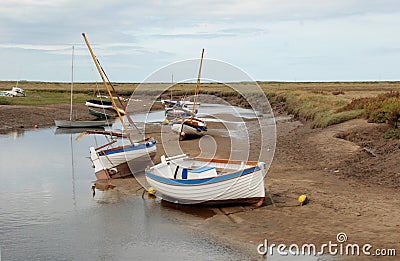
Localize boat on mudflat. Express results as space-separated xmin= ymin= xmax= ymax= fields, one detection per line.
xmin=170 ymin=117 xmax=207 ymax=140
xmin=145 ymin=154 xmax=266 ymax=206
xmin=88 ymin=107 xmax=118 ymax=120
xmin=90 ymin=137 xmax=157 ymax=180
xmin=81 ymin=32 xmax=157 ymax=180
xmin=170 ymin=48 xmax=207 ymax=140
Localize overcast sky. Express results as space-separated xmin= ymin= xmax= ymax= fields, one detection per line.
xmin=0 ymin=0 xmax=399 ymax=82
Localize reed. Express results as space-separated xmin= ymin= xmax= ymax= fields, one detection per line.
xmin=1 ymin=81 xmax=400 ymax=128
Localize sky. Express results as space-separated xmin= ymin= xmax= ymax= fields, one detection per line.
xmin=0 ymin=0 xmax=400 ymax=82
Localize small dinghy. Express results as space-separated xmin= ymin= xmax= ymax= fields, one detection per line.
xmin=145 ymin=154 xmax=266 ymax=206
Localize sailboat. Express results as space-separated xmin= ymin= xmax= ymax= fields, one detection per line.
xmin=81 ymin=33 xmax=157 ymax=180
xmin=171 ymin=48 xmax=207 ymax=140
xmin=84 ymin=64 xmax=126 ymax=120
xmin=54 ymin=46 xmax=111 ymax=128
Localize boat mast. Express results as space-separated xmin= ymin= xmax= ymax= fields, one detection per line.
xmin=69 ymin=45 xmax=74 ymax=121
xmin=81 ymin=33 xmax=130 ymax=137
xmin=192 ymin=48 xmax=204 ymax=113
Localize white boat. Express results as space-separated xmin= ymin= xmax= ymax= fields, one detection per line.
xmin=171 ymin=117 xmax=207 ymax=140
xmin=82 ymin=32 xmax=157 ymax=180
xmin=170 ymin=49 xmax=207 ymax=140
xmin=85 ymin=100 xmax=126 ymax=115
xmin=90 ymin=138 xmax=157 ymax=180
xmin=85 ymin=99 xmax=113 ymax=109
xmin=165 ymin=107 xmax=195 ymax=120
xmin=145 ymin=154 xmax=266 ymax=206
xmin=55 ymin=119 xmax=111 ymax=128
xmin=0 ymin=85 xmax=26 ymax=97
xmin=55 ymin=46 xmax=112 ymax=128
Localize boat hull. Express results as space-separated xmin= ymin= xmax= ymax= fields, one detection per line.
xmin=95 ymin=154 xmax=155 ymax=180
xmin=91 ymin=141 xmax=157 ymax=180
xmin=85 ymin=99 xmax=113 ymax=109
xmin=145 ymin=156 xmax=266 ymax=205
xmin=171 ymin=118 xmax=207 ymax=140
xmin=54 ymin=119 xmax=111 ymax=128
xmin=88 ymin=107 xmax=118 ymax=119
xmin=85 ymin=100 xmax=125 ymax=115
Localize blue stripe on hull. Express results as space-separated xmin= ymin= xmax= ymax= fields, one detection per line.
xmin=103 ymin=142 xmax=156 ymax=156
xmin=145 ymin=166 xmax=259 ymax=186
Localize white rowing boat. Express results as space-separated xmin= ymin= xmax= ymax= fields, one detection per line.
xmin=145 ymin=154 xmax=266 ymax=206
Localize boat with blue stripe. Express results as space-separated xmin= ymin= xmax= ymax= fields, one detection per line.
xmin=145 ymin=154 xmax=266 ymax=206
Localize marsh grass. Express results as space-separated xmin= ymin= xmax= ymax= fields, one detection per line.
xmin=1 ymin=81 xmax=400 ymax=128
xmin=0 ymin=91 xmax=92 ymax=106
xmin=383 ymin=128 xmax=400 ymax=139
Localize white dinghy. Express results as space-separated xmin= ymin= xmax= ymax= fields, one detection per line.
xmin=145 ymin=154 xmax=266 ymax=206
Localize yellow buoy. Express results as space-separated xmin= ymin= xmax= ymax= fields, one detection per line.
xmin=298 ymin=194 xmax=308 ymax=206
xmin=148 ymin=187 xmax=156 ymax=195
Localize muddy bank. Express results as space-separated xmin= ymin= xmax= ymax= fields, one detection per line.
xmin=0 ymin=104 xmax=97 ymax=133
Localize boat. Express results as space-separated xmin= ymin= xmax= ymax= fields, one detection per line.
xmin=54 ymin=127 xmax=105 ymax=135
xmin=54 ymin=46 xmax=112 ymax=128
xmin=161 ymin=99 xmax=200 ymax=108
xmin=85 ymin=99 xmax=113 ymax=109
xmin=81 ymin=32 xmax=157 ymax=180
xmin=170 ymin=117 xmax=207 ymax=140
xmin=165 ymin=107 xmax=195 ymax=121
xmin=171 ymin=49 xmax=207 ymax=140
xmin=55 ymin=119 xmax=111 ymax=128
xmin=145 ymin=154 xmax=266 ymax=206
xmin=85 ymin=99 xmax=125 ymax=116
xmin=88 ymin=107 xmax=118 ymax=120
xmin=0 ymin=82 xmax=26 ymax=97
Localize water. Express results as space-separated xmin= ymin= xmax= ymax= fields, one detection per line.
xmin=0 ymin=128 xmax=249 ymax=260
xmin=129 ymin=103 xmax=264 ymax=124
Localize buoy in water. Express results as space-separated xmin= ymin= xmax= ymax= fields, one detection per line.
xmin=34 ymin=124 xmax=38 ymax=129
xmin=298 ymin=194 xmax=308 ymax=206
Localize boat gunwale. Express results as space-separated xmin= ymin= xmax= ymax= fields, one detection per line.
xmin=98 ymin=139 xmax=156 ymax=156
xmin=145 ymin=165 xmax=261 ymax=186
xmin=193 ymin=157 xmax=259 ymax=166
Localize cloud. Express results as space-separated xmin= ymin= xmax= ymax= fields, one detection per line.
xmin=0 ymin=0 xmax=399 ymax=81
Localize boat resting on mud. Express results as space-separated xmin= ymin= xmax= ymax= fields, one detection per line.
xmin=171 ymin=117 xmax=208 ymax=140
xmin=90 ymin=136 xmax=157 ymax=180
xmin=145 ymin=154 xmax=266 ymax=206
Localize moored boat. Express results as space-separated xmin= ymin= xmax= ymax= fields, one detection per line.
xmin=91 ymin=137 xmax=157 ymax=180
xmin=165 ymin=107 xmax=195 ymax=121
xmin=170 ymin=117 xmax=207 ymax=140
xmin=55 ymin=119 xmax=111 ymax=128
xmin=88 ymin=107 xmax=118 ymax=120
xmin=145 ymin=154 xmax=266 ymax=206
xmin=82 ymin=32 xmax=157 ymax=180
xmin=55 ymin=46 xmax=112 ymax=129
xmin=170 ymin=48 xmax=207 ymax=139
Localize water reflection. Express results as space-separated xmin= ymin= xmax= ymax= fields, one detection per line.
xmin=92 ymin=182 xmax=120 ymax=203
xmin=0 ymin=127 xmax=250 ymax=260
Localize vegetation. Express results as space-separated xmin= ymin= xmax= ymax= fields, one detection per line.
xmin=1 ymin=81 xmax=400 ymax=130
xmin=339 ymin=91 xmax=400 ymax=128
xmin=0 ymin=91 xmax=92 ymax=106
xmin=383 ymin=128 xmax=400 ymax=140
